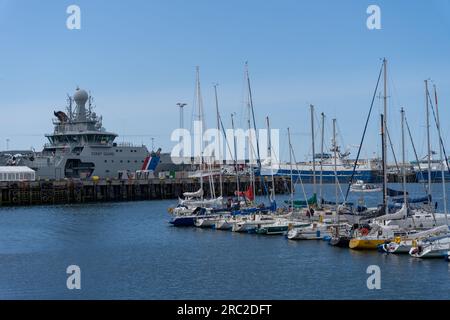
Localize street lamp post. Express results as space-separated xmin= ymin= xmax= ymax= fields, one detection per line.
xmin=176 ymin=103 xmax=187 ymax=130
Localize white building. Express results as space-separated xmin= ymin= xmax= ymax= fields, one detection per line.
xmin=0 ymin=166 xmax=36 ymax=182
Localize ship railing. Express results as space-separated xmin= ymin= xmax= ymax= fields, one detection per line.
xmin=115 ymin=142 xmax=145 ymax=147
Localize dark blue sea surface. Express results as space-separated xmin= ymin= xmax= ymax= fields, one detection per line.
xmin=0 ymin=183 xmax=449 ymax=299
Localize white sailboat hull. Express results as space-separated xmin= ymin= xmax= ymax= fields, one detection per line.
xmin=287 ymin=225 xmax=331 ymax=240
xmin=215 ymin=219 xmax=233 ymax=230
xmin=409 ymin=236 xmax=450 ymax=259
xmin=194 ymin=216 xmax=220 ymax=228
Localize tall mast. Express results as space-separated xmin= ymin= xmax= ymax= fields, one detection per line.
xmin=425 ymin=80 xmax=432 ymax=208
xmin=214 ymin=84 xmax=223 ymax=198
xmin=231 ymin=113 xmax=240 ymax=197
xmin=288 ymin=127 xmax=294 ymax=211
xmin=266 ymin=116 xmax=275 ymax=201
xmin=401 ymin=107 xmax=407 ymax=205
xmin=320 ymin=112 xmax=325 ymax=205
xmin=433 ymin=84 xmax=448 ymax=223
xmin=333 ymin=118 xmax=338 ymax=212
xmin=195 ymin=66 xmax=204 ymax=200
xmin=381 ymin=114 xmax=386 ymax=210
xmin=248 ymin=118 xmax=256 ymax=201
xmin=310 ymin=105 xmax=316 ymax=195
xmin=245 ymin=63 xmax=268 ymax=201
xmin=382 ymin=58 xmax=388 ymax=215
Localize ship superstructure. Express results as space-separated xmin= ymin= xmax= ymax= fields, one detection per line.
xmin=2 ymin=88 xmax=157 ymax=180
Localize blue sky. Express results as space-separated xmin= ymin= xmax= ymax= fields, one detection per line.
xmin=0 ymin=0 xmax=449 ymax=162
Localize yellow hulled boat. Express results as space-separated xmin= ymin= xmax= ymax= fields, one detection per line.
xmin=349 ymin=224 xmax=398 ymax=250
xmin=349 ymin=238 xmax=388 ymax=250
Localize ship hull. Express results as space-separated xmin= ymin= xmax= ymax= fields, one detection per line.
xmin=416 ymin=170 xmax=450 ymax=183
xmin=349 ymin=239 xmax=389 ymax=250
xmin=19 ymin=145 xmax=152 ymax=180
xmin=260 ymin=168 xmax=378 ymax=184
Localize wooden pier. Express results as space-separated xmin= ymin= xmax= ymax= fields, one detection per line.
xmin=0 ymin=176 xmax=290 ymax=207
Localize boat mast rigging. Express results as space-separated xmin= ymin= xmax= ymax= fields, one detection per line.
xmin=266 ymin=116 xmax=276 ymax=202
xmin=333 ymin=118 xmax=338 ymax=212
xmin=382 ymin=58 xmax=388 ymax=216
xmin=245 ymin=62 xmax=269 ymax=200
xmin=320 ymin=112 xmax=325 ymax=206
xmin=344 ymin=60 xmax=383 ymax=203
xmin=213 ymin=84 xmax=223 ymax=198
xmin=431 ymin=84 xmax=448 ymax=224
xmin=310 ymin=104 xmax=316 ymax=196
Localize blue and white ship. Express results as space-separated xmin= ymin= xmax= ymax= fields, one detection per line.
xmin=412 ymin=158 xmax=450 ymax=183
xmin=260 ymin=145 xmax=381 ymax=183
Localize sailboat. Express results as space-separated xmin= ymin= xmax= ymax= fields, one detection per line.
xmin=348 ymin=143 xmax=408 ymax=250
xmin=169 ymin=207 xmax=213 ymax=227
xmin=255 ymin=217 xmax=309 ymax=235
xmin=388 ymin=82 xmax=450 ymax=229
xmin=408 ymin=80 xmax=450 ymax=259
xmin=409 ymin=234 xmax=450 ymax=259
xmin=171 ymin=67 xmax=225 ymax=217
xmin=178 ymin=189 xmax=224 ymax=209
xmin=328 ymin=117 xmax=355 ymax=247
xmin=289 ymin=117 xmax=345 ymax=241
xmin=287 ymin=220 xmax=335 ymax=240
xmin=349 ymin=223 xmax=402 ymax=250
xmin=347 ymin=59 xmax=407 ymax=250
xmin=231 ymin=214 xmax=276 ymax=233
xmin=381 ymin=225 xmax=448 ymax=254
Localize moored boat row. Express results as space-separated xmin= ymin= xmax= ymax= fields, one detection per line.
xmin=167 ymin=59 xmax=450 ymax=263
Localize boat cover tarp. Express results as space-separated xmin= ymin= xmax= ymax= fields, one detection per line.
xmin=183 ymin=188 xmax=204 ymax=198
xmin=235 ymin=186 xmax=255 ymax=201
xmin=408 ymin=225 xmax=449 ymax=240
xmin=374 ymin=203 xmax=407 ymax=221
xmin=392 ymin=195 xmax=430 ymax=204
xmin=323 ymin=200 xmax=354 ymax=206
xmin=387 ymin=188 xmax=408 ymax=197
xmin=284 ymin=194 xmax=317 ymax=207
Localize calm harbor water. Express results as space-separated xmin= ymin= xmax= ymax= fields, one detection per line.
xmin=0 ymin=183 xmax=449 ymax=300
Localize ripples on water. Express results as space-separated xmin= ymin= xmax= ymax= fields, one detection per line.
xmin=0 ymin=184 xmax=449 ymax=299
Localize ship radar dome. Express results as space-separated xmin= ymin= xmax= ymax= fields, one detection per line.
xmin=73 ymin=87 xmax=89 ymax=106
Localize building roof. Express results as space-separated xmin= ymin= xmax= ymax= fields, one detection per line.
xmin=0 ymin=166 xmax=35 ymax=173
